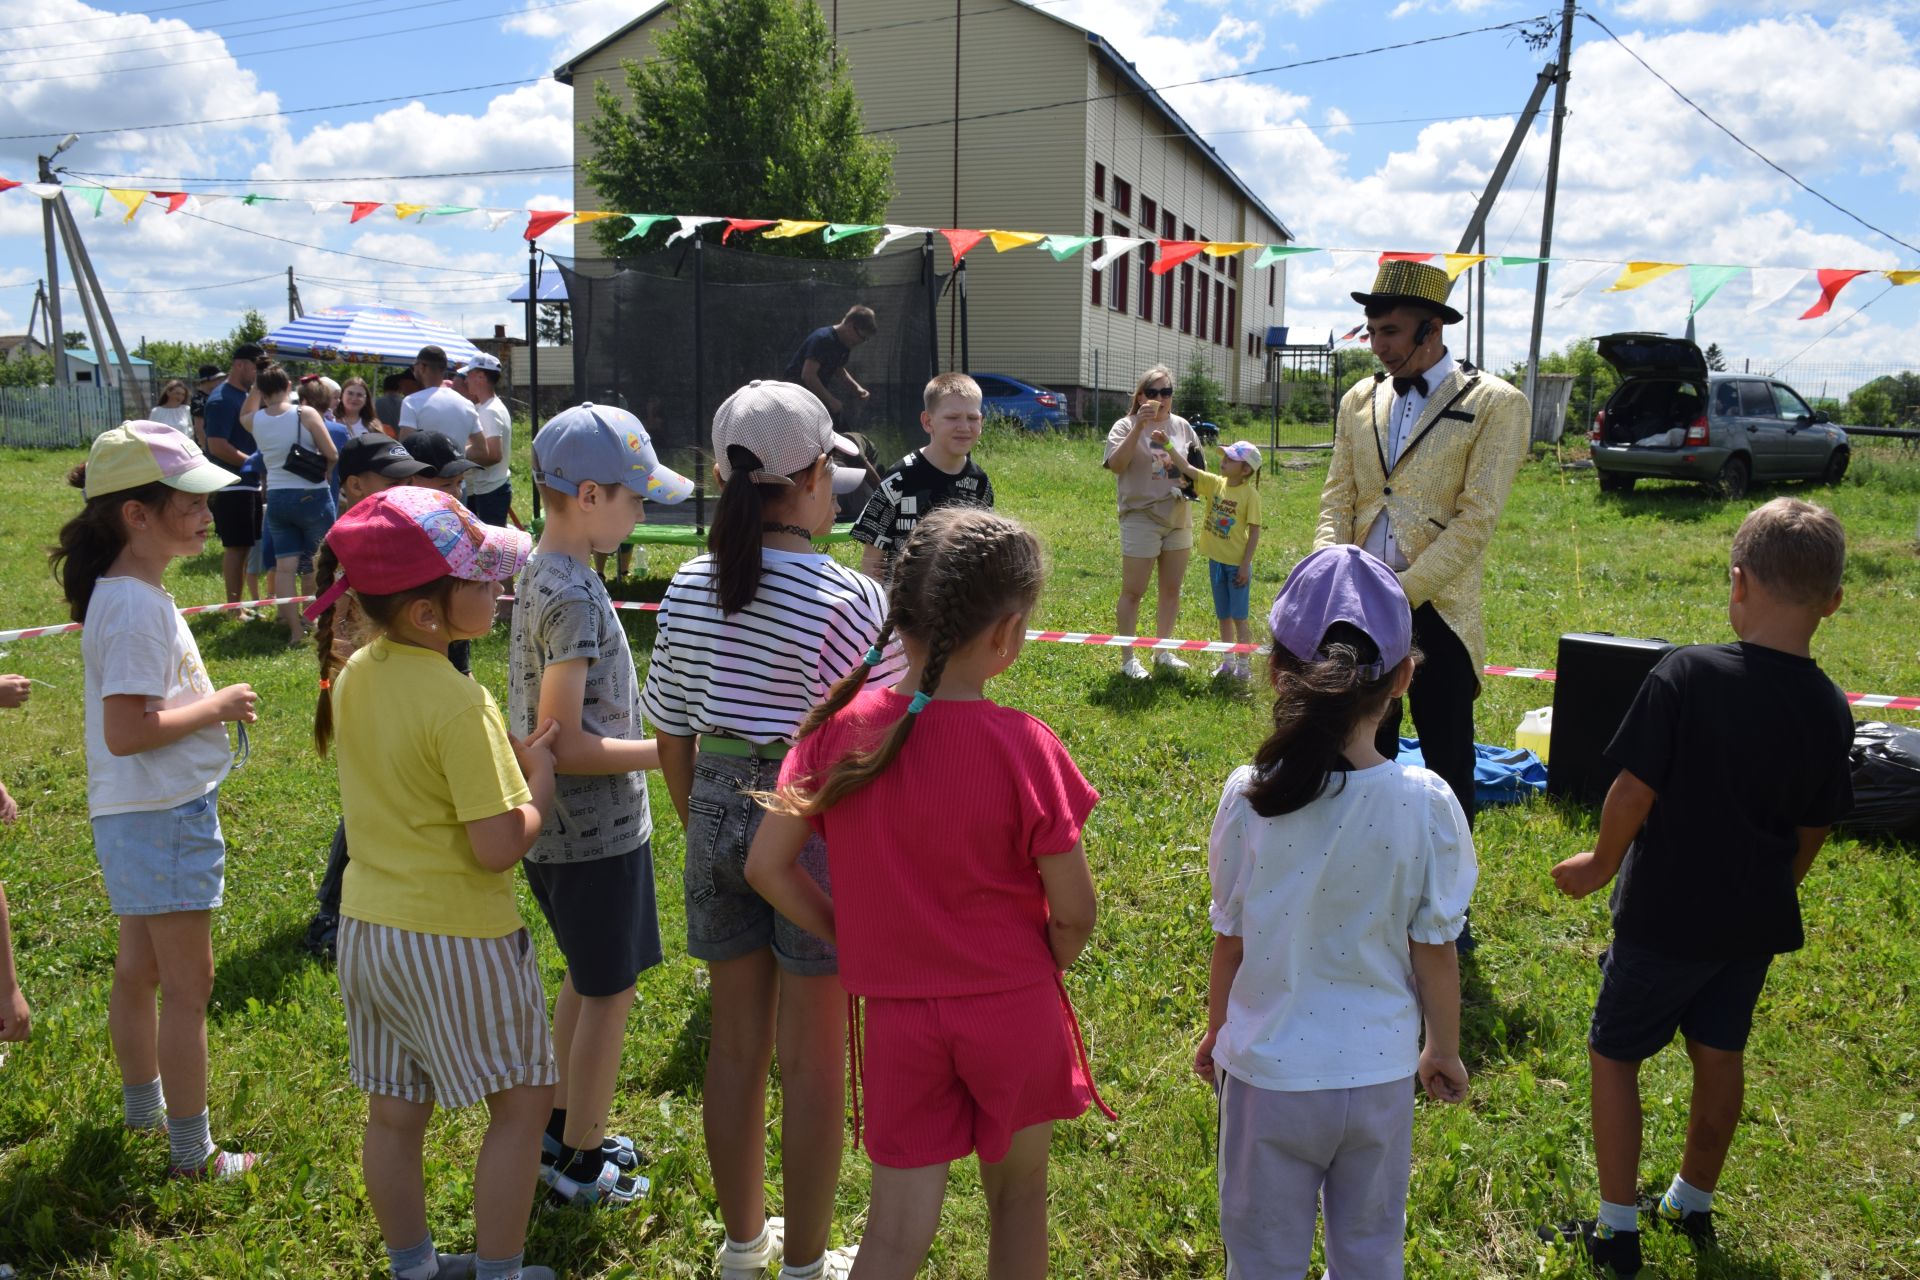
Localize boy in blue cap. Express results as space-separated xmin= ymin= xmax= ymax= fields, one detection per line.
xmin=507 ymin=403 xmax=692 ymax=1207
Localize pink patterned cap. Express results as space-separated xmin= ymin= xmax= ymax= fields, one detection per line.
xmin=305 ymin=486 xmax=530 ymax=620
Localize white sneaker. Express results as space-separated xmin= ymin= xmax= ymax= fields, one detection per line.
xmin=719 ymin=1218 xmax=785 ymax=1280
xmin=778 ymin=1244 xmax=859 ymax=1280
xmin=1154 ymin=651 xmax=1191 ymax=672
xmin=1120 ymin=654 xmax=1151 ymax=680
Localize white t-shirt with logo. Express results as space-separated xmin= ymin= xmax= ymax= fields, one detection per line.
xmin=82 ymin=577 xmax=233 ymax=817
xmin=465 ymin=395 xmax=512 ymax=496
xmin=398 ymin=385 xmax=480 ymax=441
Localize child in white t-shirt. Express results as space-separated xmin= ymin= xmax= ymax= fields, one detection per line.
xmin=1196 ymin=545 xmax=1476 ymax=1279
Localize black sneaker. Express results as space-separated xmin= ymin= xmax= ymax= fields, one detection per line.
xmin=302 ymin=912 xmax=338 ymax=960
xmin=1637 ymin=1192 xmax=1717 ymax=1245
xmin=1538 ymin=1219 xmax=1643 ymax=1277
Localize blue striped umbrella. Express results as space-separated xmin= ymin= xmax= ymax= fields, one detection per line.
xmin=260 ymin=304 xmax=484 ymax=366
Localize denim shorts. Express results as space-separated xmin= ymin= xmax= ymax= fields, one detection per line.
xmin=683 ymin=751 xmax=835 ymax=976
xmin=1209 ymin=558 xmax=1250 ymax=620
xmin=264 ymin=487 xmax=336 ymax=563
xmin=251 ymin=520 xmax=313 ymax=579
xmin=91 ymin=787 xmax=226 ymax=916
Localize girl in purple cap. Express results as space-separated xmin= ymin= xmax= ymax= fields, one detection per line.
xmin=1195 ymin=544 xmax=1477 ymax=1279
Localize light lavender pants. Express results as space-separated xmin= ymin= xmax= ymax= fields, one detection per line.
xmin=1217 ymin=1071 xmax=1416 ymax=1280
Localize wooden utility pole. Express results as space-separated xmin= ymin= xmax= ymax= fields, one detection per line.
xmin=1523 ymin=0 xmax=1578 ymax=410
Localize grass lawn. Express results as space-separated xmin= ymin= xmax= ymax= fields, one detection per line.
xmin=1 ymin=428 xmax=1917 ymax=1278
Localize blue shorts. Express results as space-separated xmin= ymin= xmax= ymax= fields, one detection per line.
xmin=91 ymin=787 xmax=226 ymax=916
xmin=1588 ymin=939 xmax=1774 ymax=1061
xmin=264 ymin=487 xmax=336 ymax=563
xmin=1209 ymin=558 xmax=1250 ymax=621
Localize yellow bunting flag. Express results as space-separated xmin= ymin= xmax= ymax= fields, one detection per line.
xmin=558 ymin=210 xmax=618 ymax=228
xmin=393 ymin=203 xmax=430 ymax=220
xmin=1203 ymin=242 xmax=1259 ymax=257
xmin=110 ymin=189 xmax=147 ymax=223
xmin=984 ymin=229 xmax=1044 ymax=252
xmin=1606 ymin=261 xmax=1684 ymax=292
xmin=1887 ymin=270 xmax=1920 ymax=286
xmin=763 ymin=219 xmax=829 ymax=239
xmin=1443 ymin=253 xmax=1489 ymax=281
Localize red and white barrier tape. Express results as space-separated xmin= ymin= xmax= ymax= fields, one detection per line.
xmin=6 ymin=596 xmax=1919 ymax=712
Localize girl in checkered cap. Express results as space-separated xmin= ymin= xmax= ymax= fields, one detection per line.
xmin=1196 ymin=545 xmax=1477 ymax=1279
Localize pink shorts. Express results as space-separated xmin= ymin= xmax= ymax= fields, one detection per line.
xmin=857 ymin=979 xmax=1096 ymax=1168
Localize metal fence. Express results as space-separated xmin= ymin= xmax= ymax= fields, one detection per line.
xmin=0 ymin=384 xmax=122 ymax=448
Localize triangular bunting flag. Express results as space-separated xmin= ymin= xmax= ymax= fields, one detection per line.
xmin=1443 ymin=253 xmax=1489 ymax=281
xmin=1339 ymin=322 xmax=1366 ymax=341
xmin=1687 ymin=264 xmax=1748 ymax=315
xmin=1744 ymin=267 xmax=1805 ymax=314
xmin=191 ymin=194 xmax=222 ymax=207
xmin=109 ymin=189 xmax=147 ymax=223
xmin=1151 ymin=240 xmax=1207 ymax=276
xmin=984 ymin=229 xmax=1044 ymax=252
xmin=822 ymin=222 xmax=882 ymax=243
xmin=24 ymin=183 xmax=62 ymax=199
xmin=306 ymin=199 xmax=336 ymax=215
xmin=1554 ymin=262 xmax=1614 ymax=304
xmin=67 ymin=185 xmax=106 ymax=216
xmin=1038 ymin=234 xmax=1095 ymax=261
xmin=424 ymin=205 xmax=475 ymax=219
xmin=1379 ymin=251 xmax=1434 ymax=264
xmin=1090 ymin=236 xmax=1147 ymax=271
xmin=872 ymin=224 xmax=931 ymax=255
xmin=0 ymin=179 xmax=17 ymax=194
xmin=940 ymin=228 xmax=987 ymax=262
xmin=348 ymin=202 xmax=382 ymax=224
xmin=562 ymin=211 xmax=620 ymax=227
xmin=485 ymin=210 xmax=517 ymax=232
xmin=667 ymin=216 xmax=721 ymax=245
xmin=1606 ymin=261 xmax=1684 ymax=292
xmin=1203 ymin=242 xmax=1259 ymax=258
xmin=393 ymin=203 xmax=430 ymax=221
xmin=1253 ymin=244 xmax=1317 ymax=270
xmin=1325 ymin=250 xmax=1369 ymax=275
xmin=1887 ymin=269 xmax=1920 ymax=286
xmin=241 ymin=194 xmax=285 ymax=205
xmin=1491 ymin=255 xmax=1548 ymax=275
xmin=722 ymin=218 xmax=775 ymax=242
xmin=765 ymin=220 xmax=830 ymax=240
xmin=525 ymin=209 xmax=571 ymax=241
xmin=1800 ymin=268 xmax=1869 ymax=320
xmin=620 ymin=213 xmax=672 ymax=240
xmin=152 ymin=192 xmax=190 ymax=214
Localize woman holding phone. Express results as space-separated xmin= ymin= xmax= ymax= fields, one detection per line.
xmin=1102 ymin=364 xmax=1201 ymax=679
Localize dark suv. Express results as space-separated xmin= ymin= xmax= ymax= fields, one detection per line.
xmin=1588 ymin=333 xmax=1850 ymax=497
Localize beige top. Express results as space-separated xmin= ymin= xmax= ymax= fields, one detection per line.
xmin=1105 ymin=411 xmax=1200 ymax=523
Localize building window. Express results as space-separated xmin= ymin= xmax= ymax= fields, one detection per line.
xmin=1163 ymin=209 xmax=1176 ymax=239
xmin=1213 ymin=280 xmax=1225 ymax=345
xmin=1196 ymin=270 xmax=1208 ymax=339
xmin=1094 ymin=163 xmax=1105 ymax=201
xmin=1161 ymin=260 xmax=1175 ymax=328
xmin=1225 ymin=286 xmax=1236 ymax=347
xmin=1090 ymin=211 xmax=1103 ymax=307
xmin=1109 ymin=222 xmax=1130 ymax=313
xmin=1182 ymin=222 xmax=1195 ymax=242
xmin=1180 ymin=264 xmax=1194 ymax=333
xmin=1114 ymin=178 xmax=1132 ymax=217
xmin=1139 ymin=253 xmax=1154 ymax=323
xmin=1141 ymin=197 xmax=1157 ymax=239
xmin=1268 ymin=267 xmax=1275 ymax=308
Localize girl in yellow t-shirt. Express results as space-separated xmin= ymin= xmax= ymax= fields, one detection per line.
xmin=1164 ymin=440 xmax=1264 ymax=680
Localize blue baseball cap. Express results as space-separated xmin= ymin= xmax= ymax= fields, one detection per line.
xmin=533 ymin=402 xmax=693 ymax=504
xmin=1267 ymin=545 xmax=1411 ymax=679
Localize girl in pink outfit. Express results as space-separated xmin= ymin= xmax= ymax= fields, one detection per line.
xmin=747 ymin=506 xmax=1112 ymax=1280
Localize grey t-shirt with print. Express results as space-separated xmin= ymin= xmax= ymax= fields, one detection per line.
xmin=508 ymin=551 xmax=652 ymax=863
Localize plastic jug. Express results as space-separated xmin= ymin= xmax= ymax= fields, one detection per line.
xmin=1515 ymin=706 xmax=1552 ymax=763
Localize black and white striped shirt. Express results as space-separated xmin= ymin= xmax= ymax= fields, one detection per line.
xmin=640 ymin=549 xmax=907 ymax=744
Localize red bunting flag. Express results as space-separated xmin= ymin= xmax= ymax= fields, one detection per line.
xmin=1340 ymin=322 xmax=1366 ymax=340
xmin=524 ymin=209 xmax=571 ymax=241
xmin=0 ymin=179 xmax=19 ymax=194
xmin=151 ymin=191 xmax=191 ymax=214
xmin=1379 ymin=251 xmax=1434 ymax=264
xmin=723 ymin=218 xmax=776 ymax=242
xmin=348 ymin=202 xmax=383 ymax=224
xmin=941 ymin=228 xmax=987 ymax=262
xmin=1150 ymin=240 xmax=1207 ymax=275
xmin=1799 ymin=268 xmax=1868 ymax=320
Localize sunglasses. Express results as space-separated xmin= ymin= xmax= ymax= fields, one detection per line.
xmin=1144 ymin=387 xmax=1173 ymax=398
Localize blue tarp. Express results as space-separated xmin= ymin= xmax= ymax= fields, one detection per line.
xmin=1394 ymin=738 xmax=1547 ymax=809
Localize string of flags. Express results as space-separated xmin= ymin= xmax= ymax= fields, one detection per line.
xmin=4 ymin=177 xmax=1916 ymax=321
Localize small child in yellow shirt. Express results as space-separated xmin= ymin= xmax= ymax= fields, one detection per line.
xmin=1165 ymin=440 xmax=1263 ymax=679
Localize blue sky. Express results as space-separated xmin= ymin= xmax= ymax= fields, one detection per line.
xmin=3 ymin=0 xmax=1917 ymax=381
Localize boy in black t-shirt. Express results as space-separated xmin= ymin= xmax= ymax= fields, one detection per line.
xmin=1540 ymin=498 xmax=1852 ymax=1276
xmin=852 ymin=372 xmax=995 ymax=581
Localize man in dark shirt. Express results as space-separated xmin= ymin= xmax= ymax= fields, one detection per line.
xmin=782 ymin=304 xmax=876 ymax=422
xmin=201 ymin=342 xmax=265 ymax=606
xmin=1541 ymin=498 xmax=1852 ymax=1276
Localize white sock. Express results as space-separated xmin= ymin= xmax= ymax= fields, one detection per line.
xmin=123 ymin=1077 xmax=166 ymax=1129
xmin=779 ymin=1258 xmax=824 ymax=1280
xmin=1597 ymin=1199 xmax=1639 ymax=1236
xmin=1662 ymin=1173 xmax=1714 ymax=1216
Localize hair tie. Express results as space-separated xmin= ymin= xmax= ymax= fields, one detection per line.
xmin=863 ymin=645 xmax=884 ymax=666
xmin=318 ymin=678 xmax=331 ymax=690
xmin=907 ymin=691 xmax=932 ymax=715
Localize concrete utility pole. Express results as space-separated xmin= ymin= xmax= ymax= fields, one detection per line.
xmin=54 ymin=194 xmax=149 ymax=413
xmin=38 ymin=144 xmax=73 ymax=386
xmin=1523 ymin=0 xmax=1578 ymax=410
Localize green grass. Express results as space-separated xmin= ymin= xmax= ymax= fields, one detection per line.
xmin=2 ymin=431 xmax=1918 ymax=1278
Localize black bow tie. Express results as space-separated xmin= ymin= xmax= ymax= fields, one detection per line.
xmin=1392 ymin=373 xmax=1428 ymax=398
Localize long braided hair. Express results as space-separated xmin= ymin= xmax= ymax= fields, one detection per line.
xmin=771 ymin=506 xmax=1044 ymax=816
xmin=311 ymin=540 xmax=456 ymax=755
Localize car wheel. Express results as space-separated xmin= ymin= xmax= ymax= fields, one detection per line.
xmin=1711 ymin=455 xmax=1750 ymax=499
xmin=1822 ymin=448 xmax=1850 ymax=485
xmin=1598 ymin=472 xmax=1636 ymax=493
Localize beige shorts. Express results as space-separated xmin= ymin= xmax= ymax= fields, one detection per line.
xmin=338 ymin=917 xmax=557 ymax=1107
xmin=1119 ymin=507 xmax=1193 ymax=559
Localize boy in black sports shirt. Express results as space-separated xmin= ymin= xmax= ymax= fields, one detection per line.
xmin=1541 ymin=497 xmax=1853 ymax=1277
xmin=852 ymin=372 xmax=995 ymax=582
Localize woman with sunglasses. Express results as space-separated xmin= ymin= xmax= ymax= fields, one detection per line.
xmin=1102 ymin=364 xmax=1202 ymax=679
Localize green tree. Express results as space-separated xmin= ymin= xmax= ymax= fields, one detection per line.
xmin=1703 ymin=342 xmax=1727 ymax=371
xmin=537 ymin=304 xmax=572 ymax=345
xmin=1503 ymin=337 xmax=1620 ymax=435
xmin=1177 ymin=353 xmax=1227 ymax=426
xmin=582 ymin=0 xmax=894 ymax=260
xmin=0 ymin=353 xmax=54 ymax=387
xmin=62 ymin=330 xmax=85 ymax=350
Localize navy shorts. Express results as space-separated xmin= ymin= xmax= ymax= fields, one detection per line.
xmin=1588 ymin=939 xmax=1773 ymax=1062
xmin=525 ymin=841 xmax=663 ymax=998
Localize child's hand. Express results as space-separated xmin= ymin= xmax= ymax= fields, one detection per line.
xmin=1418 ymin=1046 xmax=1468 ymax=1103
xmin=0 ymin=779 xmax=16 ymax=825
xmin=1234 ymin=565 xmax=1249 ymax=588
xmin=0 ymin=675 xmax=30 ymax=708
xmin=0 ymin=982 xmax=28 ymax=1042
xmin=512 ymin=719 xmax=561 ymax=781
xmin=211 ymin=683 xmax=258 ymax=724
xmin=1149 ymin=428 xmax=1169 ymax=447
xmin=1193 ymin=1028 xmax=1219 ymax=1083
xmin=1551 ymin=850 xmax=1612 ymax=899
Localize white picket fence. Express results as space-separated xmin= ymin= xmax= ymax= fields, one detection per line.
xmin=0 ymin=385 xmax=122 ymax=448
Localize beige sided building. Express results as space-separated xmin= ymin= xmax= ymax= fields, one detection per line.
xmin=556 ymin=0 xmax=1292 ymax=413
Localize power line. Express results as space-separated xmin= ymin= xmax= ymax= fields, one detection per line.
xmin=1581 ymin=12 xmax=1920 ymax=259
xmin=5 ymin=0 xmax=421 ymax=58
xmin=174 ymin=208 xmax=511 ymax=274
xmin=1767 ymin=284 xmax=1897 ymax=375
xmin=0 ymin=0 xmax=236 ymax=32
xmin=49 ymin=272 xmax=287 ymax=296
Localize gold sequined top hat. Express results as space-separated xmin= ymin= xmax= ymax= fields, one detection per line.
xmin=1351 ymin=260 xmax=1463 ymax=325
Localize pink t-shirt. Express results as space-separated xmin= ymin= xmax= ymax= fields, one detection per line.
xmin=780 ymin=687 xmax=1100 ymax=999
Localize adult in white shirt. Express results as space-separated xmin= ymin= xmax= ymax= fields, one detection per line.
xmin=396 ymin=344 xmax=480 ymax=444
xmin=148 ymin=380 xmax=200 ymax=446
xmin=455 ymin=352 xmax=513 ymax=525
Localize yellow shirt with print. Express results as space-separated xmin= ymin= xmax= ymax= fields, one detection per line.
xmin=1191 ymin=470 xmax=1262 ymax=568
xmin=335 ymin=636 xmax=531 ymax=938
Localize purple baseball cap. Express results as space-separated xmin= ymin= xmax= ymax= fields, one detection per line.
xmin=1267 ymin=545 xmax=1411 ymax=678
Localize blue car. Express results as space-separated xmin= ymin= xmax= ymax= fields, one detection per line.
xmin=972 ymin=372 xmax=1068 ymax=430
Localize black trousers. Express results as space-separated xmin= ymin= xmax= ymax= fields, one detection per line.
xmin=1376 ymin=603 xmax=1479 ymax=827
xmin=316 ymin=818 xmax=348 ymax=916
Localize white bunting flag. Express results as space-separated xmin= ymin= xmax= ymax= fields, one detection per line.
xmin=666 ymin=215 xmax=722 ymax=245
xmin=1090 ymin=236 xmax=1147 ymax=271
xmin=872 ymin=224 xmax=931 ymax=256
xmin=1745 ymin=267 xmax=1808 ymax=315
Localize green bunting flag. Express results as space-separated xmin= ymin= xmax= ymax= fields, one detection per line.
xmin=1253 ymin=244 xmax=1318 ymax=270
xmin=1687 ymin=264 xmax=1748 ymax=314
xmin=822 ymin=222 xmax=883 ymax=243
xmin=620 ymin=213 xmax=672 ymax=241
xmin=69 ymin=185 xmax=106 ymax=217
xmin=1038 ymin=234 xmax=1095 ymax=261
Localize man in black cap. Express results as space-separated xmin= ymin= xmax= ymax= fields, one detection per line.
xmin=1315 ymin=261 xmax=1530 ymax=873
xmin=190 ymin=364 xmax=222 ymax=448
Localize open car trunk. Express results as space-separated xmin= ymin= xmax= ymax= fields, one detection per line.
xmin=1599 ymin=377 xmax=1706 ymax=448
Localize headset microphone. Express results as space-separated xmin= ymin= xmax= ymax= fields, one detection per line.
xmin=1412 ymin=317 xmax=1433 ymax=348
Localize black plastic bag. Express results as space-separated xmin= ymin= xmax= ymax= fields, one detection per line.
xmin=1844 ymin=721 xmax=1920 ymax=840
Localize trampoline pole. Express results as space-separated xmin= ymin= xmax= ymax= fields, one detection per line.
xmin=957 ymin=257 xmax=970 ymax=374
xmin=922 ymin=233 xmax=939 ymax=379
xmin=527 ymin=240 xmax=541 ymax=524
xmin=694 ymin=234 xmax=706 ymax=536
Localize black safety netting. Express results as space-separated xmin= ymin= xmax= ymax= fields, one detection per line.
xmin=553 ymin=242 xmax=946 ymax=522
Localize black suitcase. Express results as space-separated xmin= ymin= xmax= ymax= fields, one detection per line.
xmin=1546 ymin=632 xmax=1676 ymax=807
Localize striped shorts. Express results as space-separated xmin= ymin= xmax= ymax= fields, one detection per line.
xmin=337 ymin=917 xmax=557 ymax=1108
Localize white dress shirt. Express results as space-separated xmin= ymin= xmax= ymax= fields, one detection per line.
xmin=1363 ymin=348 xmax=1456 ymax=571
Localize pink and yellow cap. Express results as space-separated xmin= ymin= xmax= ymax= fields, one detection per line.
xmin=83 ymin=420 xmax=240 ymax=500
xmin=304 ymin=486 xmax=532 ymax=621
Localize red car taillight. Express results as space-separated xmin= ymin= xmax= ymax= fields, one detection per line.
xmin=1036 ymin=392 xmax=1058 ymax=407
xmin=1592 ymin=409 xmax=1606 ymax=442
xmin=1684 ymin=414 xmax=1709 ymax=445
